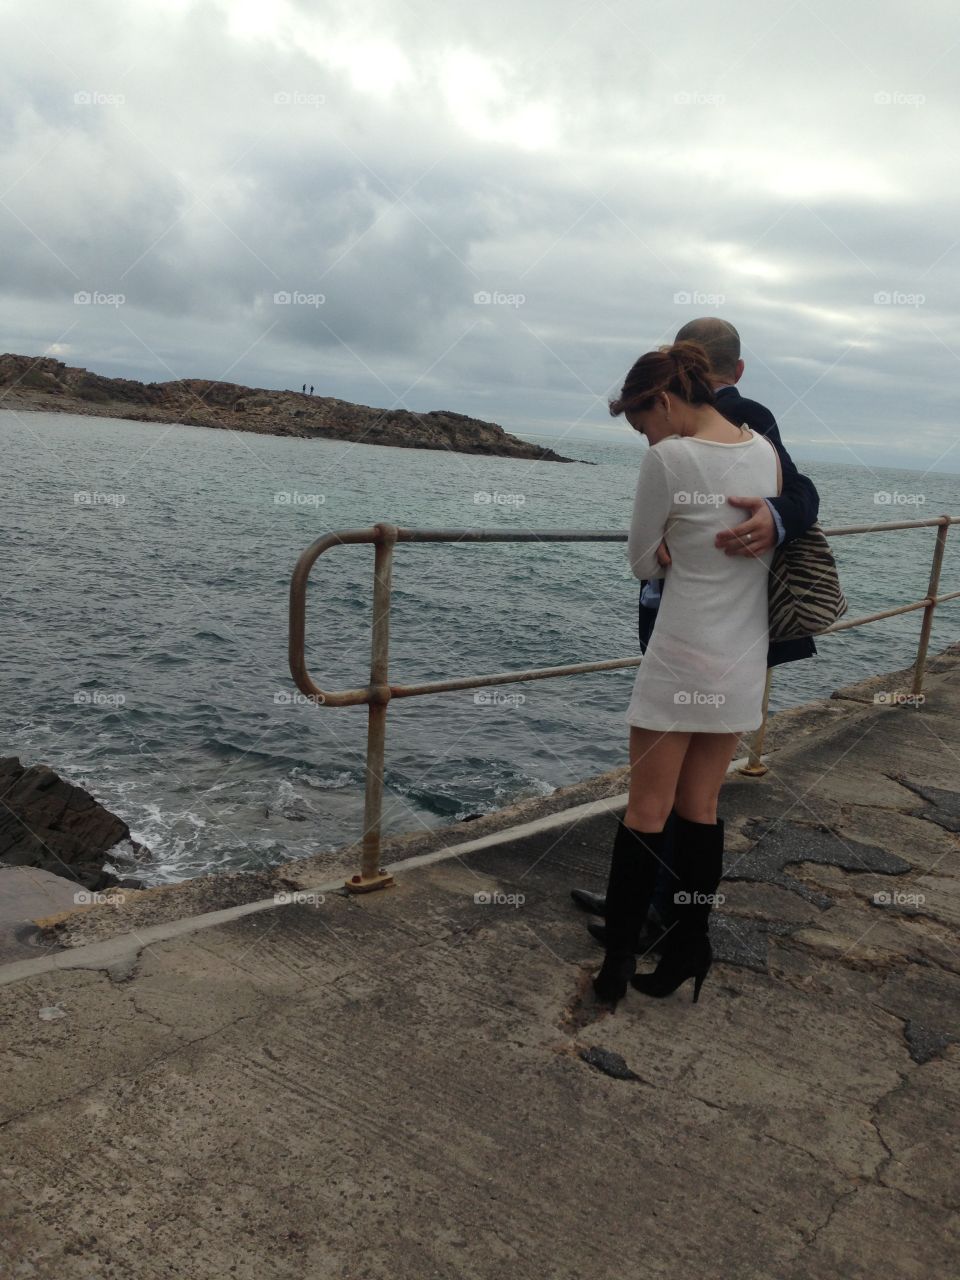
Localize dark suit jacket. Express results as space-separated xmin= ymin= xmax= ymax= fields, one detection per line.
xmin=715 ymin=386 xmax=819 ymax=543
xmin=638 ymin=385 xmax=819 ymax=667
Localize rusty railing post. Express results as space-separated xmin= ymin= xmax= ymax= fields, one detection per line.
xmin=911 ymin=515 xmax=951 ymax=699
xmin=288 ymin=515 xmax=959 ymax=892
xmin=346 ymin=522 xmax=398 ymax=894
xmin=739 ymin=667 xmax=773 ymax=776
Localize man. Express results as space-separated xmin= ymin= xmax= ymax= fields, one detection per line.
xmin=571 ymin=317 xmax=820 ymax=948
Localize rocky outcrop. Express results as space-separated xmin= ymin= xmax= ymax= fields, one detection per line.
xmin=0 ymin=756 xmax=147 ymax=890
xmin=0 ymin=353 xmax=585 ymax=463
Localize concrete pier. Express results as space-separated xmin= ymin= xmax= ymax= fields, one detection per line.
xmin=2 ymin=645 xmax=958 ymax=1278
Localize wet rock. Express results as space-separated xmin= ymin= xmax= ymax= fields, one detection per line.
xmin=0 ymin=755 xmax=149 ymax=890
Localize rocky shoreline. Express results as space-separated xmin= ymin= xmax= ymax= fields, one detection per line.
xmin=0 ymin=352 xmax=585 ymax=463
xmin=0 ymin=756 xmax=146 ymax=891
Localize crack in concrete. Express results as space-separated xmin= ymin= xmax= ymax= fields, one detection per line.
xmin=860 ymin=1067 xmax=960 ymax=1213
xmin=128 ymin=993 xmax=189 ymax=1038
xmin=867 ymin=1074 xmax=905 ymax=1190
xmin=0 ymin=1003 xmax=262 ymax=1134
xmin=798 ymin=1182 xmax=862 ymax=1259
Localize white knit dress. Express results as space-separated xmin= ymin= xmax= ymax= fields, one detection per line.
xmin=624 ymin=429 xmax=779 ymax=733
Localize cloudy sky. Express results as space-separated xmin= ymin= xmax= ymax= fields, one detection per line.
xmin=2 ymin=0 xmax=959 ymax=471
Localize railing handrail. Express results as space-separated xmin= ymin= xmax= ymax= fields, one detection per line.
xmin=290 ymin=516 xmax=960 ymax=707
xmin=288 ymin=514 xmax=959 ymax=891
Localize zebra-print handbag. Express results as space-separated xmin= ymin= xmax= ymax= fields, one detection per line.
xmin=768 ymin=523 xmax=848 ymax=641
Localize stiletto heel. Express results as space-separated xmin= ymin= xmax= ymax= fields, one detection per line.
xmin=632 ymin=939 xmax=712 ymax=1000
xmin=631 ymin=813 xmax=723 ymax=1005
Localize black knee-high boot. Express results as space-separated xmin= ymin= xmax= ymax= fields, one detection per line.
xmin=631 ymin=814 xmax=724 ymax=1003
xmin=592 ymin=819 xmax=667 ymax=1005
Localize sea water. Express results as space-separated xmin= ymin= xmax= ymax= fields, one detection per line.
xmin=2 ymin=410 xmax=957 ymax=883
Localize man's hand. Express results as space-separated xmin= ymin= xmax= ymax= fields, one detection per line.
xmin=716 ymin=497 xmax=776 ymax=556
xmin=656 ymin=538 xmax=671 ymax=568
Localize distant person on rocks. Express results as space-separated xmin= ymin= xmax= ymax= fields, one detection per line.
xmin=310 ymin=385 xmax=314 ymax=394
xmin=587 ymin=332 xmax=820 ymax=1008
xmin=302 ymin=383 xmax=307 ymax=393
xmin=572 ymin=320 xmax=820 ymax=965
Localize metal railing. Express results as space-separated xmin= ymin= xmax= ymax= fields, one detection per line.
xmin=289 ymin=516 xmax=960 ymax=892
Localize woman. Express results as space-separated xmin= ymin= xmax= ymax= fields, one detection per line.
xmin=594 ymin=340 xmax=781 ymax=1005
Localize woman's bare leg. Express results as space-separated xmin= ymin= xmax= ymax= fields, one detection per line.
xmin=624 ymin=727 xmax=692 ymax=831
xmin=593 ymin=726 xmax=691 ymax=1004
xmin=630 ymin=731 xmax=738 ymax=1002
xmin=673 ymin=732 xmax=741 ymax=823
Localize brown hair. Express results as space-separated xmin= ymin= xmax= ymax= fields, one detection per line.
xmin=609 ymin=340 xmax=716 ymax=417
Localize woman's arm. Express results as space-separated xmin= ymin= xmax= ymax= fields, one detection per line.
xmin=627 ymin=448 xmax=673 ymax=580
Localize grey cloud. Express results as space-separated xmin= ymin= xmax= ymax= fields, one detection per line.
xmin=0 ymin=0 xmax=958 ymax=469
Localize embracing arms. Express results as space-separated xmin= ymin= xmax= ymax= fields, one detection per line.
xmin=713 ymin=392 xmax=820 ymax=554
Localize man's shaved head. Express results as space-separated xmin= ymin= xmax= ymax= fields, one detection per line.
xmin=674 ymin=317 xmax=741 ymax=380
